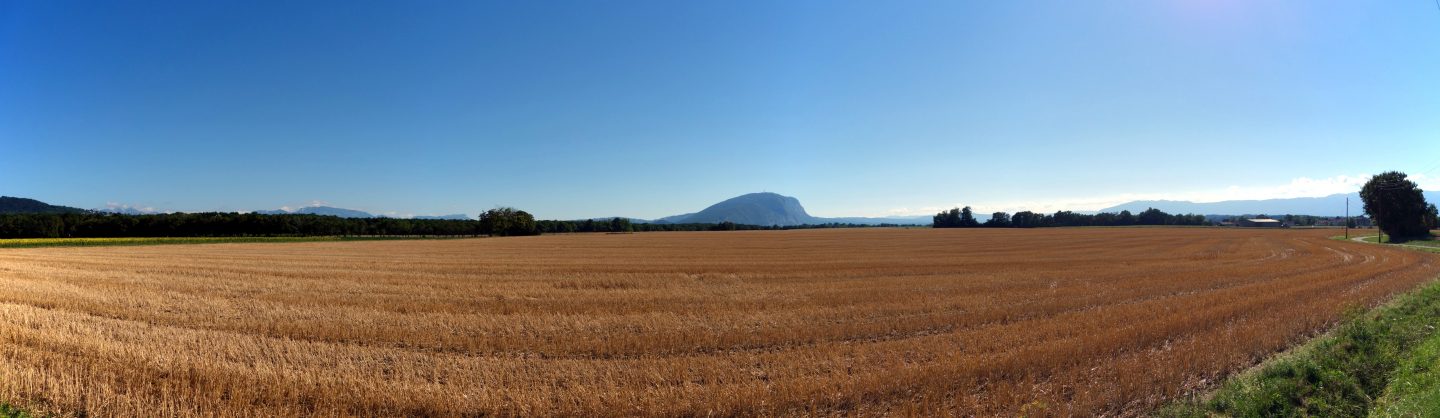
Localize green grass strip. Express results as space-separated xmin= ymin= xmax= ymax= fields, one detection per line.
xmin=1369 ymin=325 xmax=1440 ymax=417
xmin=1158 ymin=279 xmax=1440 ymax=418
xmin=0 ymin=403 xmax=32 ymax=418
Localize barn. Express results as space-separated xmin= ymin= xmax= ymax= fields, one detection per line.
xmin=1239 ymin=218 xmax=1283 ymax=228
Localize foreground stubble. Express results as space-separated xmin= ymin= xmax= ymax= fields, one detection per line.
xmin=0 ymin=228 xmax=1434 ymax=417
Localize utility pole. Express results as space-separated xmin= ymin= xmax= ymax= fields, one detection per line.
xmin=1345 ymin=196 xmax=1349 ymax=239
xmin=1369 ymin=188 xmax=1384 ymax=243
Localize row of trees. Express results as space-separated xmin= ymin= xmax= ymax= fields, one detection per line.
xmin=0 ymin=209 xmax=915 ymax=239
xmin=0 ymin=212 xmax=479 ymax=239
xmin=935 ymin=207 xmax=1208 ymax=228
xmin=536 ymin=217 xmax=634 ymax=234
xmin=534 ymin=219 xmax=914 ymax=233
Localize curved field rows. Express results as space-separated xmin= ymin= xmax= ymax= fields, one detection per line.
xmin=0 ymin=228 xmax=1434 ymax=416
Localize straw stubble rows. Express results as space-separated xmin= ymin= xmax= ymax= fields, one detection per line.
xmin=0 ymin=228 xmax=1434 ymax=416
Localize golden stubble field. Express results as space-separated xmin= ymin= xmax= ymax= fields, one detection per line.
xmin=0 ymin=228 xmax=1435 ymax=417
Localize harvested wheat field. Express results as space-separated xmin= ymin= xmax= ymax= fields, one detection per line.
xmin=0 ymin=228 xmax=1435 ymax=417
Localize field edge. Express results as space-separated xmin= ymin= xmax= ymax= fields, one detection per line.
xmin=1155 ymin=275 xmax=1440 ymax=417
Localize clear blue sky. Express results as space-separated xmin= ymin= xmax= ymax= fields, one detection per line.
xmin=3 ymin=1 xmax=1438 ymax=219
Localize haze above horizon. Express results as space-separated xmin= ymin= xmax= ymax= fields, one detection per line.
xmin=3 ymin=1 xmax=1438 ymax=219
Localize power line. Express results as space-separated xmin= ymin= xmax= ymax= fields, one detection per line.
xmin=1417 ymin=158 xmax=1440 ymax=175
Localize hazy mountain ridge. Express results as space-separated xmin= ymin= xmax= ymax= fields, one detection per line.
xmin=2 ymin=197 xmax=468 ymax=220
xmin=0 ymin=196 xmax=88 ymax=214
xmin=819 ymin=216 xmax=937 ymax=225
xmin=95 ymin=206 xmax=165 ymax=215
xmin=413 ymin=214 xmax=472 ymax=220
xmin=255 ymin=206 xmax=376 ymax=218
xmin=1100 ymin=192 xmax=1440 ymax=217
xmin=10 ymin=191 xmax=1433 ymax=224
xmin=258 ymin=207 xmax=472 ymax=220
xmin=645 ymin=193 xmax=929 ymax=226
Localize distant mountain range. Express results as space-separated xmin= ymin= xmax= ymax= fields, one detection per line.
xmin=1100 ymin=192 xmax=1440 ymax=217
xmin=1 ymin=197 xmax=471 ymax=220
xmin=640 ymin=193 xmax=930 ymax=226
xmin=94 ymin=205 xmax=163 ymax=215
xmin=255 ymin=206 xmax=377 ymax=218
xmin=0 ymin=196 xmax=87 ymax=214
xmin=413 ymin=214 xmax=473 ymax=220
xmin=8 ymin=191 xmax=1436 ymax=224
xmin=255 ymin=206 xmax=471 ymax=220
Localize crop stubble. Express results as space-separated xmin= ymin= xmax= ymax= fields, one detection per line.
xmin=0 ymin=228 xmax=1434 ymax=416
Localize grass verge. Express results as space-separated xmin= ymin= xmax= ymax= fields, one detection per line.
xmin=0 ymin=403 xmax=31 ymax=418
xmin=1157 ymin=279 xmax=1440 ymax=417
xmin=0 ymin=236 xmax=473 ymax=249
xmin=1370 ymin=325 xmax=1440 ymax=416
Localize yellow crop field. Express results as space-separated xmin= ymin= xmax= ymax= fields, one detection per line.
xmin=0 ymin=228 xmax=1435 ymax=416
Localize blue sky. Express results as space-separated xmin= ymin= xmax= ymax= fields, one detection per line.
xmin=2 ymin=1 xmax=1438 ymax=219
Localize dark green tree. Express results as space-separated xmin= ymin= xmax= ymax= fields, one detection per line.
xmin=933 ymin=208 xmax=963 ymax=228
xmin=1116 ymin=210 xmax=1135 ymax=226
xmin=1424 ymin=203 xmax=1438 ymax=231
xmin=710 ymin=221 xmax=738 ymax=231
xmin=960 ymin=206 xmax=979 ymax=227
xmin=478 ymin=207 xmax=539 ymax=236
xmin=1011 ymin=211 xmax=1045 ymax=228
xmin=984 ymin=212 xmax=1011 ymax=227
xmin=1136 ymin=208 xmax=1168 ymax=225
xmin=1359 ymin=171 xmax=1430 ymax=240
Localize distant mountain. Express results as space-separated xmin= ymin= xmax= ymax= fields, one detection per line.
xmin=94 ymin=206 xmax=163 ymax=215
xmin=1099 ymin=192 xmax=1440 ymax=216
xmin=0 ymin=196 xmax=88 ymax=214
xmin=413 ymin=214 xmax=472 ymax=220
xmin=822 ymin=216 xmax=937 ymax=225
xmin=652 ymin=213 xmax=696 ymax=223
xmin=574 ymin=217 xmax=654 ymax=223
xmin=648 ymin=193 xmax=929 ymax=226
xmin=255 ymin=206 xmax=375 ymax=218
xmin=254 ymin=207 xmax=477 ymax=220
xmin=664 ymin=193 xmax=818 ymax=226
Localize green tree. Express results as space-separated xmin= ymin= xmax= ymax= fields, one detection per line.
xmin=933 ymin=208 xmax=963 ymax=228
xmin=984 ymin=212 xmax=1011 ymax=227
xmin=478 ymin=207 xmax=539 ymax=236
xmin=960 ymin=206 xmax=979 ymax=227
xmin=1136 ymin=208 xmax=1168 ymax=225
xmin=1012 ymin=211 xmax=1045 ymax=228
xmin=1359 ymin=172 xmax=1430 ymax=240
xmin=1117 ymin=210 xmax=1135 ymax=226
xmin=609 ymin=217 xmax=631 ymax=233
xmin=1424 ymin=203 xmax=1438 ymax=231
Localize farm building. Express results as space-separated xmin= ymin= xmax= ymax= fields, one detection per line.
xmin=1239 ymin=218 xmax=1283 ymax=228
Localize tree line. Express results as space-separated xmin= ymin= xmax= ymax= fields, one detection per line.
xmin=0 ymin=212 xmax=481 ymax=239
xmin=534 ymin=219 xmax=912 ymax=233
xmin=0 ymin=209 xmax=916 ymax=239
xmin=933 ymin=207 xmax=1208 ymax=228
